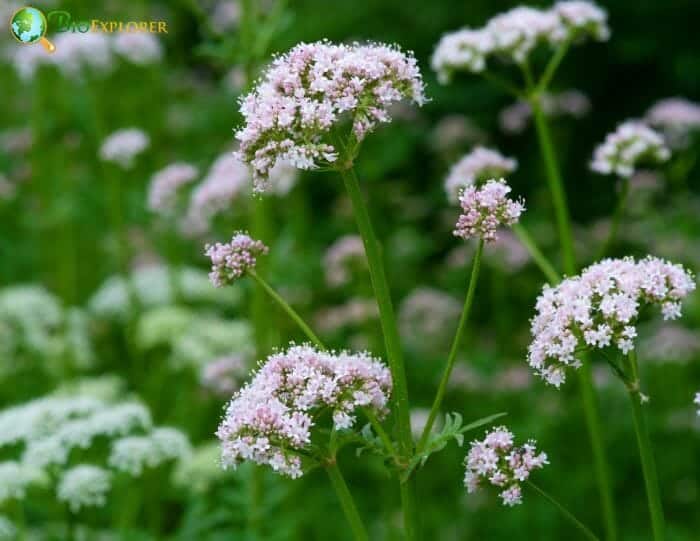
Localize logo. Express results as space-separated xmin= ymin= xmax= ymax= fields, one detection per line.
xmin=9 ymin=6 xmax=55 ymax=53
xmin=9 ymin=6 xmax=169 ymax=55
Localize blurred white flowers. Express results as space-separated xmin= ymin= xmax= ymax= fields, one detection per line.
xmin=99 ymin=128 xmax=150 ymax=169
xmin=445 ymin=147 xmax=517 ymax=203
xmin=58 ymin=465 xmax=111 ymax=512
xmin=113 ymin=32 xmax=163 ymax=65
xmin=148 ymin=162 xmax=199 ymax=216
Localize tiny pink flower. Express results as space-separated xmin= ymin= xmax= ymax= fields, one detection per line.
xmin=205 ymin=232 xmax=269 ymax=287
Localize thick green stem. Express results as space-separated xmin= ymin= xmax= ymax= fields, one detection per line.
xmin=248 ymin=269 xmax=324 ymax=349
xmin=527 ymin=480 xmax=600 ymax=541
xmin=512 ymin=223 xmax=560 ymax=284
xmin=625 ymin=351 xmax=665 ymax=540
xmin=530 ymin=93 xmax=617 ymax=541
xmin=595 ymin=178 xmax=629 ymax=260
xmin=326 ymin=462 xmax=370 ymax=541
xmin=339 ymin=166 xmax=416 ymax=539
xmin=418 ymin=239 xmax=484 ymax=451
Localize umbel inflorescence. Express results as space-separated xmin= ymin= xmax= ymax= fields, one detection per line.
xmin=527 ymin=256 xmax=696 ymax=387
xmin=205 ymin=232 xmax=269 ymax=287
xmin=432 ymin=1 xmax=609 ymax=82
xmin=590 ymin=121 xmax=670 ymax=178
xmin=453 ymin=179 xmax=525 ymax=242
xmin=464 ymin=426 xmax=548 ymax=506
xmin=216 ymin=344 xmax=392 ymax=478
xmin=445 ymin=147 xmax=517 ymax=203
xmin=234 ymin=40 xmax=427 ymax=190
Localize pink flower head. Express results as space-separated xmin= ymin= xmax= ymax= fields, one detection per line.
xmin=235 ymin=40 xmax=426 ymax=191
xmin=528 ymin=256 xmax=696 ymax=387
xmin=453 ymin=178 xmax=525 ymax=242
xmin=147 ymin=162 xmax=199 ymax=215
xmin=216 ymin=344 xmax=392 ymax=478
xmin=445 ymin=147 xmax=518 ymax=203
xmin=205 ymin=232 xmax=269 ymax=287
xmin=464 ymin=426 xmax=548 ymax=506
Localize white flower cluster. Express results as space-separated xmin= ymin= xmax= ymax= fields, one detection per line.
xmin=12 ymin=31 xmax=163 ymax=80
xmin=0 ymin=515 xmax=15 ymax=540
xmin=99 ymin=128 xmax=150 ymax=169
xmin=695 ymin=392 xmax=700 ymax=416
xmin=57 ymin=465 xmax=111 ymax=512
xmin=464 ymin=426 xmax=548 ymax=506
xmin=528 ymin=257 xmax=696 ymax=387
xmin=645 ymin=97 xmax=700 ymax=149
xmin=217 ymin=344 xmax=392 ymax=478
xmin=148 ymin=162 xmax=199 ymax=215
xmin=235 ymin=40 xmax=426 ymax=189
xmin=590 ymin=121 xmax=670 ymax=178
xmin=399 ymin=288 xmax=462 ymax=351
xmin=109 ymin=427 xmax=191 ymax=475
xmin=445 ymin=147 xmax=517 ymax=203
xmin=323 ymin=235 xmax=367 ymax=287
xmin=432 ymin=1 xmax=609 ymax=82
xmin=0 ymin=461 xmax=46 ymax=504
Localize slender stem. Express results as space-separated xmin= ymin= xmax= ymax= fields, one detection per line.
xmin=512 ymin=223 xmax=560 ymax=283
xmin=482 ymin=70 xmax=524 ymax=98
xmin=625 ymin=351 xmax=665 ymax=541
xmin=527 ymin=480 xmax=600 ymax=541
xmin=530 ymin=100 xmax=576 ymax=275
xmin=528 ymin=78 xmax=617 ymax=541
xmin=418 ymin=239 xmax=484 ymax=451
xmin=326 ymin=462 xmax=370 ymax=541
xmin=339 ymin=166 xmax=416 ymax=540
xmin=248 ymin=269 xmax=324 ymax=349
xmin=537 ymin=40 xmax=572 ymax=93
xmin=338 ymin=167 xmax=412 ymax=453
xmin=595 ymin=178 xmax=629 ymax=260
xmin=400 ymin=477 xmax=419 ymax=541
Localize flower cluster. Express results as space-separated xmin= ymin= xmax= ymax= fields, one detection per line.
xmin=453 ymin=179 xmax=525 ymax=242
xmin=445 ymin=147 xmax=517 ymax=203
xmin=200 ymin=355 xmax=249 ymax=396
xmin=464 ymin=426 xmax=548 ymax=506
xmin=315 ymin=298 xmax=378 ymax=334
xmin=57 ymin=465 xmax=111 ymax=512
xmin=590 ymin=121 xmax=670 ymax=178
xmin=113 ymin=33 xmax=163 ymax=65
xmin=528 ymin=257 xmax=696 ymax=387
xmin=695 ymin=392 xmax=700 ymax=416
xmin=205 ymin=232 xmax=269 ymax=287
xmin=499 ymin=90 xmax=590 ymax=134
xmin=147 ymin=162 xmax=199 ymax=215
xmin=432 ymin=1 xmax=609 ymax=82
xmin=323 ymin=235 xmax=367 ymax=287
xmin=109 ymin=428 xmax=191 ymax=476
xmin=99 ymin=128 xmax=150 ymax=169
xmin=645 ymin=97 xmax=700 ymax=149
xmin=217 ymin=344 xmax=392 ymax=478
xmin=399 ymin=288 xmax=462 ymax=352
xmin=234 ymin=40 xmax=426 ymax=189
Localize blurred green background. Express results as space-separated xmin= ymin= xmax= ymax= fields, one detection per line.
xmin=1 ymin=0 xmax=699 ymax=539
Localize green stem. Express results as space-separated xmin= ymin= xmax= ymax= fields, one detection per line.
xmin=326 ymin=462 xmax=370 ymax=541
xmin=418 ymin=239 xmax=484 ymax=451
xmin=527 ymin=480 xmax=600 ymax=541
xmin=339 ymin=166 xmax=416 ymax=540
xmin=482 ymin=70 xmax=524 ymax=98
xmin=364 ymin=408 xmax=398 ymax=461
xmin=512 ymin=223 xmax=560 ymax=283
xmin=595 ymin=178 xmax=629 ymax=260
xmin=537 ymin=40 xmax=572 ymax=93
xmin=530 ymin=99 xmax=576 ymax=275
xmin=248 ymin=269 xmax=324 ymax=349
xmin=625 ymin=351 xmax=665 ymax=540
xmin=529 ymin=82 xmax=617 ymax=541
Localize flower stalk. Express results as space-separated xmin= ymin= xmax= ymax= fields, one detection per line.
xmin=326 ymin=461 xmax=370 ymax=541
xmin=418 ymin=239 xmax=484 ymax=450
xmin=526 ymin=480 xmax=600 ymax=541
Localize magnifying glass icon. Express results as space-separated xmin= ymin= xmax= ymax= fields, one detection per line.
xmin=10 ymin=6 xmax=56 ymax=53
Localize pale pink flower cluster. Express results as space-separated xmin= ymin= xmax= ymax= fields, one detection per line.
xmin=445 ymin=147 xmax=518 ymax=203
xmin=432 ymin=2 xmax=608 ymax=82
xmin=234 ymin=40 xmax=426 ymax=190
xmin=453 ymin=179 xmax=525 ymax=242
xmin=216 ymin=344 xmax=392 ymax=478
xmin=200 ymin=355 xmax=248 ymax=396
xmin=499 ymin=90 xmax=591 ymax=134
xmin=182 ymin=154 xmax=250 ymax=235
xmin=113 ymin=33 xmax=163 ymax=65
xmin=315 ymin=298 xmax=378 ymax=333
xmin=646 ymin=98 xmax=700 ymax=149
xmin=205 ymin=233 xmax=269 ymax=287
xmin=147 ymin=163 xmax=199 ymax=215
xmin=323 ymin=235 xmax=367 ymax=287
xmin=464 ymin=426 xmax=548 ymax=507
xmin=590 ymin=121 xmax=670 ymax=178
xmin=99 ymin=128 xmax=150 ymax=169
xmin=694 ymin=393 xmax=700 ymax=416
xmin=528 ymin=256 xmax=696 ymax=387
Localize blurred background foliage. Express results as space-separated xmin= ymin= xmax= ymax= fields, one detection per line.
xmin=0 ymin=0 xmax=699 ymax=540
